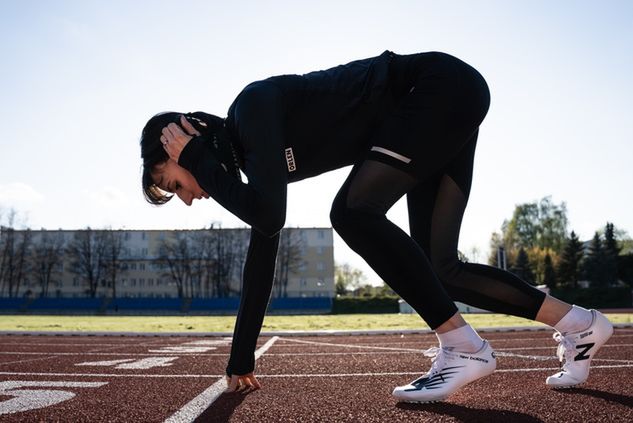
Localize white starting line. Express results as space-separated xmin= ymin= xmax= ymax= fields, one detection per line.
xmin=163 ymin=336 xmax=279 ymax=423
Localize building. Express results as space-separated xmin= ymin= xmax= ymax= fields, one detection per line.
xmin=0 ymin=227 xmax=335 ymax=300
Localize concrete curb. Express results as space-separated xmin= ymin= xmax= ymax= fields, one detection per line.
xmin=1 ymin=323 xmax=632 ymax=337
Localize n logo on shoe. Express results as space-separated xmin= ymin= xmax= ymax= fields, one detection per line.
xmin=405 ymin=366 xmax=464 ymax=391
xmin=574 ymin=343 xmax=595 ymax=361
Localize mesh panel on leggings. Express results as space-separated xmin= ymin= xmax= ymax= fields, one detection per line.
xmin=421 ymin=174 xmax=546 ymax=319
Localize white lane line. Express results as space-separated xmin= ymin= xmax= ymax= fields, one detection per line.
xmin=278 ymin=337 xmax=422 ymax=353
xmin=2 ymin=362 xmax=632 ymax=381
xmin=0 ymin=371 xmax=223 ymax=378
xmin=163 ymin=336 xmax=279 ymax=423
xmin=254 ymin=363 xmax=633 ymax=377
xmin=496 ymin=351 xmax=633 ymax=364
xmin=0 ymin=352 xmax=230 ymax=357
xmin=0 ymin=355 xmax=58 ymax=366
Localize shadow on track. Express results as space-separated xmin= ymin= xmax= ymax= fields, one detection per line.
xmin=194 ymin=390 xmax=255 ymax=423
xmin=396 ymin=402 xmax=544 ymax=423
xmin=558 ymin=387 xmax=633 ymax=407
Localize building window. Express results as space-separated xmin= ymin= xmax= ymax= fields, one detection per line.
xmin=142 ymin=232 xmax=146 ymax=240
xmin=148 ymin=279 xmax=154 ymax=286
xmin=316 ymin=262 xmax=325 ymax=271
xmin=131 ymin=263 xmax=136 ymax=270
xmin=125 ymin=232 xmax=130 ymax=240
xmin=316 ymin=246 xmax=324 ymax=255
xmin=318 ymin=230 xmax=325 ymax=239
xmin=139 ymin=279 xmax=145 ymax=287
xmin=301 ymin=278 xmax=307 ymax=287
xmin=131 ymin=279 xmax=137 ymax=286
xmin=122 ymin=279 xmax=127 ymax=287
xmin=141 ymin=248 xmax=148 ymax=256
xmin=140 ymin=263 xmax=145 ymax=271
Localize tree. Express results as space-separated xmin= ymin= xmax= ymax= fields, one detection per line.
xmin=335 ymin=263 xmax=365 ymax=296
xmin=67 ymin=228 xmax=108 ymax=298
xmin=102 ymin=229 xmax=125 ymax=298
xmin=510 ymin=247 xmax=535 ymax=285
xmin=157 ymin=231 xmax=194 ymax=298
xmin=557 ymin=231 xmax=584 ymax=289
xmin=31 ymin=231 xmax=65 ymax=298
xmin=490 ymin=197 xmax=568 ymax=276
xmin=0 ymin=216 xmax=33 ymax=298
xmin=208 ymin=228 xmax=241 ymax=298
xmin=274 ymin=229 xmax=305 ymax=298
xmin=603 ymin=222 xmax=620 ymax=285
xmin=543 ymin=253 xmax=557 ymax=290
xmin=584 ymin=232 xmax=608 ymax=287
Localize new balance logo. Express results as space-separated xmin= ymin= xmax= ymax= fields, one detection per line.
xmin=405 ymin=366 xmax=464 ymax=391
xmin=574 ymin=343 xmax=595 ymax=361
xmin=579 ymin=331 xmax=593 ymax=339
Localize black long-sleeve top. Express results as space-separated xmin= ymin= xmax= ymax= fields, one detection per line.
xmin=178 ymin=50 xmax=402 ymax=376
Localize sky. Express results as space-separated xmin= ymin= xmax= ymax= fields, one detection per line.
xmin=1 ymin=0 xmax=632 ymax=284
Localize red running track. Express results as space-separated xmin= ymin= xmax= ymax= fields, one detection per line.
xmin=0 ymin=328 xmax=632 ymax=422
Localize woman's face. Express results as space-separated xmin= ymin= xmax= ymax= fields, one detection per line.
xmin=152 ymin=159 xmax=209 ymax=206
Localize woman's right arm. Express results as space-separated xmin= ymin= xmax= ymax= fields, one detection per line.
xmin=226 ymin=227 xmax=279 ymax=377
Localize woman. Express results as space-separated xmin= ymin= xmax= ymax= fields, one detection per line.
xmin=139 ymin=50 xmax=613 ymax=403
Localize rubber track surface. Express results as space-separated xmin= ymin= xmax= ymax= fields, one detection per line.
xmin=0 ymin=329 xmax=631 ymax=422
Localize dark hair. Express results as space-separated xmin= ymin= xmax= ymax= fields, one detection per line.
xmin=140 ymin=111 xmax=240 ymax=205
xmin=140 ymin=111 xmax=181 ymax=205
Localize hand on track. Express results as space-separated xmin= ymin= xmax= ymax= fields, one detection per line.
xmin=225 ymin=372 xmax=262 ymax=393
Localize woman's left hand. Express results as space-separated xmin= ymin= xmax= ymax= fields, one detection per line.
xmin=161 ymin=115 xmax=201 ymax=163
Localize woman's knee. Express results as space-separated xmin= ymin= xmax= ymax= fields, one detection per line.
xmin=329 ymin=194 xmax=350 ymax=233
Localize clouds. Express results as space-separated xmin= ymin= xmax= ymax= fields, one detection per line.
xmin=0 ymin=182 xmax=45 ymax=208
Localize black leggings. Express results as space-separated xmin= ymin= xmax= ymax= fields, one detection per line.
xmin=330 ymin=53 xmax=546 ymax=329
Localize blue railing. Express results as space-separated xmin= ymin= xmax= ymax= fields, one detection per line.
xmin=0 ymin=296 xmax=333 ymax=313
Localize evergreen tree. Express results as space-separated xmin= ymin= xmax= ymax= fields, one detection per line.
xmin=603 ymin=222 xmax=620 ymax=284
xmin=584 ymin=232 xmax=608 ymax=287
xmin=543 ymin=253 xmax=557 ymax=289
xmin=557 ymin=231 xmax=584 ymax=289
xmin=511 ymin=247 xmax=535 ymax=285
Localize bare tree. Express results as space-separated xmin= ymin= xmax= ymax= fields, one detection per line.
xmin=157 ymin=231 xmax=194 ymax=298
xmin=274 ymin=228 xmax=305 ymax=298
xmin=102 ymin=229 xmax=125 ymax=298
xmin=190 ymin=227 xmax=249 ymax=298
xmin=191 ymin=230 xmax=215 ymax=298
xmin=231 ymin=229 xmax=250 ymax=296
xmin=0 ymin=209 xmax=33 ymax=298
xmin=31 ymin=231 xmax=65 ymax=298
xmin=67 ymin=228 xmax=107 ymax=298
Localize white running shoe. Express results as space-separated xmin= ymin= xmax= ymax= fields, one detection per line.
xmin=546 ymin=309 xmax=614 ymax=388
xmin=392 ymin=340 xmax=496 ymax=403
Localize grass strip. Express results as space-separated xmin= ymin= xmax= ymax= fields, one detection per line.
xmin=1 ymin=313 xmax=631 ymax=333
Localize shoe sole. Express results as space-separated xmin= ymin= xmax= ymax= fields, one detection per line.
xmin=550 ymin=381 xmax=584 ymax=389
xmin=401 ymin=397 xmax=448 ymax=404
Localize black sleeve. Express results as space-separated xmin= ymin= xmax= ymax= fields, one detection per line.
xmin=226 ymin=228 xmax=279 ymax=376
xmin=178 ymin=81 xmax=288 ymax=237
xmin=178 ymin=81 xmax=287 ymax=376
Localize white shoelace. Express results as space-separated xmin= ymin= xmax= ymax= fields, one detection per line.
xmin=423 ymin=347 xmax=456 ymax=376
xmin=553 ymin=331 xmax=576 ymax=370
